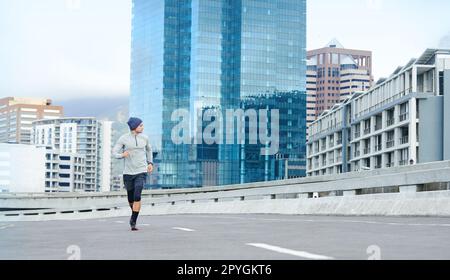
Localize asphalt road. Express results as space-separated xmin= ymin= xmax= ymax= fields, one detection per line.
xmin=1 ymin=214 xmax=450 ymax=260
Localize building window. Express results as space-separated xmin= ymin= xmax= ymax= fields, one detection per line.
xmin=439 ymin=71 xmax=444 ymax=96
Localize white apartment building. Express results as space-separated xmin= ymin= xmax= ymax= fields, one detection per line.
xmin=307 ymin=49 xmax=450 ymax=177
xmin=46 ymin=151 xmax=86 ymax=192
xmin=32 ymin=118 xmax=127 ymax=192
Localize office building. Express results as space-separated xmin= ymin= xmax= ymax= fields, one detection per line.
xmin=306 ymin=40 xmax=373 ymax=125
xmin=0 ymin=97 xmax=63 ymax=144
xmin=130 ymin=0 xmax=307 ymax=187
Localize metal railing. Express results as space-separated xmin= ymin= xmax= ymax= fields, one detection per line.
xmin=400 ymin=136 xmax=409 ymax=145
xmin=386 ymin=140 xmax=395 ymax=148
xmin=386 ymin=118 xmax=394 ymax=127
xmin=399 ymin=113 xmax=409 ymax=122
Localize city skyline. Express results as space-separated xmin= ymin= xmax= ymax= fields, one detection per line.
xmin=1 ymin=0 xmax=449 ymax=100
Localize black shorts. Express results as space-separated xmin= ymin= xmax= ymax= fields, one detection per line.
xmin=123 ymin=173 xmax=147 ymax=203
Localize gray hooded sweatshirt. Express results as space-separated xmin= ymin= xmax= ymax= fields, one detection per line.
xmin=113 ymin=132 xmax=153 ymax=175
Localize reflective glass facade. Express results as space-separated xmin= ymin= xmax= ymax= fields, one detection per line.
xmin=130 ymin=0 xmax=306 ymax=188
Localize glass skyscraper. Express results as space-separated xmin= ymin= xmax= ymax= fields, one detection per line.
xmin=130 ymin=0 xmax=307 ymax=188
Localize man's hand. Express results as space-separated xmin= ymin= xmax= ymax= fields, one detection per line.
xmin=147 ymin=164 xmax=154 ymax=173
xmin=122 ymin=151 xmax=130 ymax=158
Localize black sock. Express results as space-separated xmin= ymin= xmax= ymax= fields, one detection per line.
xmin=129 ymin=203 xmax=133 ymax=210
xmin=131 ymin=211 xmax=139 ymax=224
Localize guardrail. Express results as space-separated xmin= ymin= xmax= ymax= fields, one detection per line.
xmin=1 ymin=161 xmax=450 ymax=220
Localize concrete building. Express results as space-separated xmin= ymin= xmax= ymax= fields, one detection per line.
xmin=306 ymin=49 xmax=450 ymax=177
xmin=32 ymin=118 xmax=108 ymax=192
xmin=0 ymin=143 xmax=85 ymax=193
xmin=50 ymin=151 xmax=85 ymax=192
xmin=0 ymin=97 xmax=63 ymax=144
xmin=306 ymin=39 xmax=373 ymax=126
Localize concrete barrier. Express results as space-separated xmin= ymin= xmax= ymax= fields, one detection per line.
xmin=1 ymin=160 xmax=450 ymax=221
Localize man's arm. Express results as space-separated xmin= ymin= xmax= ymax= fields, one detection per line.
xmin=112 ymin=136 xmax=125 ymax=159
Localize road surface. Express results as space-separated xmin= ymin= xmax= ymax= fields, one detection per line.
xmin=1 ymin=214 xmax=450 ymax=260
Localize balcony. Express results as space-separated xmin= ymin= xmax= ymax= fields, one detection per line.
xmin=337 ymin=138 xmax=342 ymax=145
xmin=374 ymin=124 xmax=382 ymax=131
xmin=321 ymin=145 xmax=326 ymax=151
xmin=354 ymin=151 xmax=360 ymax=158
xmin=364 ymin=128 xmax=370 ymax=135
xmin=386 ymin=118 xmax=394 ymax=127
xmin=375 ymin=144 xmax=382 ymax=152
xmin=329 ymin=159 xmax=335 ymax=165
xmin=375 ymin=164 xmax=382 ymax=169
xmin=329 ymin=141 xmax=334 ymax=148
xmin=336 ymin=156 xmax=342 ymax=162
xmin=354 ymin=132 xmax=360 ymax=139
xmin=399 ymin=160 xmax=408 ymax=166
xmin=386 ymin=140 xmax=395 ymax=148
xmin=400 ymin=136 xmax=409 ymax=145
xmin=386 ymin=162 xmax=394 ymax=168
xmin=399 ymin=113 xmax=408 ymax=122
xmin=363 ymin=148 xmax=370 ymax=155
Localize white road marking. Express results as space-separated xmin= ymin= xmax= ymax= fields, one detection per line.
xmin=247 ymin=243 xmax=334 ymax=260
xmin=0 ymin=224 xmax=14 ymax=230
xmin=190 ymin=215 xmax=450 ymax=228
xmin=172 ymin=227 xmax=196 ymax=232
xmin=141 ymin=224 xmax=150 ymax=226
xmin=114 ymin=221 xmax=125 ymax=224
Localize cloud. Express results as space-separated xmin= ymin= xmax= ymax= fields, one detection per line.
xmin=66 ymin=0 xmax=81 ymax=11
xmin=366 ymin=0 xmax=383 ymax=11
xmin=439 ymin=32 xmax=450 ymax=48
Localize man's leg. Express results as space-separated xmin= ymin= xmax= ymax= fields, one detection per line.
xmin=123 ymin=175 xmax=134 ymax=210
xmin=127 ymin=190 xmax=134 ymax=210
xmin=130 ymin=173 xmax=145 ymax=230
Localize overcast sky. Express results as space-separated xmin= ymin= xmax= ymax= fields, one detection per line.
xmin=0 ymin=0 xmax=449 ymax=100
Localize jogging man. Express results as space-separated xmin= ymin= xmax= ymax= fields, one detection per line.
xmin=113 ymin=117 xmax=153 ymax=231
